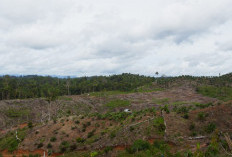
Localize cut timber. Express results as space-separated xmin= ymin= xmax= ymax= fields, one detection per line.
xmin=188 ymin=136 xmax=207 ymax=140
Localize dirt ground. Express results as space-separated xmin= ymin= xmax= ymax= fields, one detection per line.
xmin=1 ymin=84 xmax=228 ymax=156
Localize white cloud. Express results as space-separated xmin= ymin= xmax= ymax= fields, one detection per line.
xmin=0 ymin=0 xmax=232 ymax=76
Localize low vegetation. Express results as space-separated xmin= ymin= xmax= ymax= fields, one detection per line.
xmin=1 ymin=73 xmax=232 ymax=156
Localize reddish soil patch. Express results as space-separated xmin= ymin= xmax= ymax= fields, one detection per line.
xmin=114 ymin=145 xmax=127 ymax=151
xmin=19 ymin=123 xmax=28 ymax=129
xmin=1 ymin=149 xmax=61 ymax=157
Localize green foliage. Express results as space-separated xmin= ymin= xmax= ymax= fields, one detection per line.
xmin=197 ymin=112 xmax=206 ymax=121
xmin=189 ymin=123 xmax=195 ymax=131
xmin=110 ymin=131 xmax=116 ymax=139
xmin=0 ymin=74 xmax=155 ymax=100
xmin=127 ymin=140 xmax=151 ymax=153
xmin=58 ymin=96 xmax=72 ymax=101
xmin=59 ymin=141 xmax=70 ymax=153
xmin=135 ymin=85 xmax=163 ymax=93
xmin=50 ymin=137 xmax=57 ymax=142
xmin=0 ymin=128 xmax=27 ymax=152
xmin=70 ymin=143 xmax=77 ymax=151
xmin=75 ymin=120 xmax=80 ymax=124
xmin=205 ymin=123 xmax=216 ymax=133
xmin=28 ymin=121 xmax=33 ymax=128
xmin=104 ymin=146 xmax=113 ymax=153
xmin=194 ymin=102 xmax=213 ymax=109
xmin=87 ymin=130 xmax=95 ymax=138
xmin=37 ymin=143 xmax=43 ymax=148
xmin=183 ymin=113 xmax=189 ymax=119
xmin=93 ymin=111 xmax=131 ymax=122
xmin=90 ymin=91 xmax=131 ymax=97
xmin=76 ymin=137 xmax=85 ymax=143
xmin=161 ymin=105 xmax=170 ymax=114
xmin=47 ymin=143 xmax=52 ymax=148
xmin=5 ymin=108 xmax=29 ymax=118
xmin=197 ymin=85 xmax=232 ymax=101
xmin=205 ymin=132 xmax=220 ymax=156
xmin=153 ymin=98 xmax=169 ymax=104
xmin=129 ymin=126 xmax=135 ymax=132
xmin=105 ymin=99 xmax=131 ymax=108
xmin=176 ymin=106 xmax=189 ymax=114
xmin=90 ymin=151 xmax=99 ymax=157
xmin=153 ymin=117 xmax=165 ymax=134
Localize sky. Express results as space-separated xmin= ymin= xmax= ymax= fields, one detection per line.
xmin=0 ymin=0 xmax=232 ymax=77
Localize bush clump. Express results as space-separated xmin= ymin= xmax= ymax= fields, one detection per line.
xmin=197 ymin=112 xmax=206 ymax=121
xmin=76 ymin=137 xmax=85 ymax=143
xmin=50 ymin=137 xmax=57 ymax=142
xmin=59 ymin=141 xmax=70 ymax=153
xmin=127 ymin=140 xmax=151 ymax=153
xmin=205 ymin=123 xmax=216 ymax=133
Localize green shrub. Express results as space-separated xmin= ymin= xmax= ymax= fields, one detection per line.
xmin=191 ymin=132 xmax=197 ymax=137
xmin=50 ymin=137 xmax=57 ymax=142
xmin=87 ymin=130 xmax=95 ymax=138
xmin=127 ymin=140 xmax=150 ymax=153
xmin=195 ymin=102 xmax=213 ymax=109
xmin=110 ymin=131 xmax=116 ymax=139
xmin=105 ymin=99 xmax=131 ymax=108
xmin=205 ymin=123 xmax=216 ymax=133
xmin=197 ymin=112 xmax=206 ymax=121
xmin=47 ymin=143 xmax=52 ymax=148
xmin=86 ymin=122 xmax=91 ymax=126
xmin=162 ymin=105 xmax=170 ymax=114
xmin=104 ymin=146 xmax=113 ymax=153
xmin=197 ymin=86 xmax=232 ymax=101
xmin=189 ymin=123 xmax=195 ymax=131
xmin=76 ymin=137 xmax=85 ymax=143
xmin=154 ymin=117 xmax=165 ymax=133
xmin=28 ymin=121 xmax=33 ymax=128
xmin=183 ymin=113 xmax=189 ymax=119
xmin=59 ymin=141 xmax=70 ymax=153
xmin=129 ymin=126 xmax=134 ymax=132
xmin=90 ymin=151 xmax=98 ymax=157
xmin=176 ymin=106 xmax=189 ymax=114
xmin=70 ymin=143 xmax=77 ymax=151
xmin=37 ymin=143 xmax=43 ymax=148
xmin=6 ymin=108 xmax=29 ymax=118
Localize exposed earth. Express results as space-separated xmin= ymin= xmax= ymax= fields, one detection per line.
xmin=0 ymin=83 xmax=231 ymax=157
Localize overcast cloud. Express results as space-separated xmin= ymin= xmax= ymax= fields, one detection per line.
xmin=0 ymin=0 xmax=232 ymax=77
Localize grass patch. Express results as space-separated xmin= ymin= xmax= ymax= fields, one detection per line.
xmin=153 ymin=117 xmax=165 ymax=134
xmin=197 ymin=86 xmax=232 ymax=101
xmin=172 ymin=101 xmax=188 ymax=105
xmin=58 ymin=96 xmax=73 ymax=101
xmin=194 ymin=102 xmax=213 ymax=109
xmin=135 ymin=85 xmax=163 ymax=93
xmin=5 ymin=108 xmax=30 ymax=118
xmin=0 ymin=128 xmax=27 ymax=152
xmin=89 ymin=91 xmax=131 ymax=97
xmin=105 ymin=99 xmax=131 ymax=108
xmin=88 ymin=87 xmax=163 ymax=97
xmin=152 ymin=98 xmax=169 ymax=105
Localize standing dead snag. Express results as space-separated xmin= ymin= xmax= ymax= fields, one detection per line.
xmin=16 ymin=130 xmax=21 ymax=141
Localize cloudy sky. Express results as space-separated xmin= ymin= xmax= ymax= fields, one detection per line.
xmin=0 ymin=0 xmax=232 ymax=77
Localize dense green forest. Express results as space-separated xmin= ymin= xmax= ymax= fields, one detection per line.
xmin=0 ymin=73 xmax=231 ymax=100
xmin=0 ymin=73 xmax=155 ymax=100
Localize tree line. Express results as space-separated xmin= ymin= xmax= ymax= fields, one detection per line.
xmin=0 ymin=72 xmax=231 ymax=100
xmin=0 ymin=73 xmax=155 ymax=100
